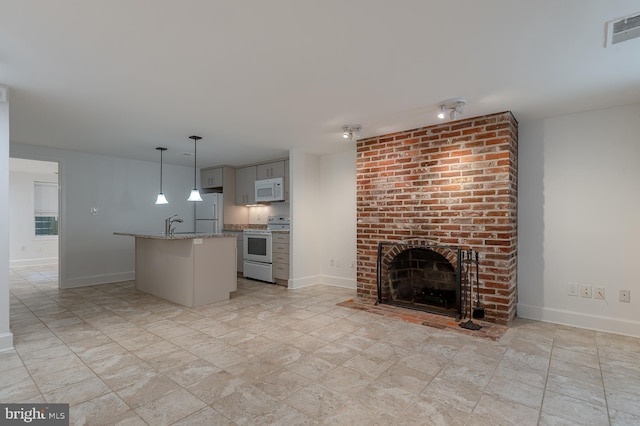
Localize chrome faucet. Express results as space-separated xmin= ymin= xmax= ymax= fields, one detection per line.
xmin=165 ymin=214 xmax=183 ymax=236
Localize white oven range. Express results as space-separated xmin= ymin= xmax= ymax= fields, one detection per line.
xmin=243 ymin=216 xmax=290 ymax=283
xmin=243 ymin=229 xmax=274 ymax=283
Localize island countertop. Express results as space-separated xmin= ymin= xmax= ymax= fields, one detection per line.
xmin=114 ymin=232 xmax=236 ymax=240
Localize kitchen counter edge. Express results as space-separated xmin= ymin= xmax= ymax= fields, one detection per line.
xmin=114 ymin=232 xmax=236 ymax=240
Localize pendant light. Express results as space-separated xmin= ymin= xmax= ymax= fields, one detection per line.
xmin=187 ymin=135 xmax=203 ymax=202
xmin=155 ymin=147 xmax=169 ymax=204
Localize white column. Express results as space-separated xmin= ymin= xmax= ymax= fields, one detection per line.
xmin=0 ymin=85 xmax=13 ymax=351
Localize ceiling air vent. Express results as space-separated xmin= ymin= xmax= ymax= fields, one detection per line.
xmin=606 ymin=13 xmax=640 ymax=46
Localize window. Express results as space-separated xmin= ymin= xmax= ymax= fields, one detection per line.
xmin=34 ymin=181 xmax=58 ymax=237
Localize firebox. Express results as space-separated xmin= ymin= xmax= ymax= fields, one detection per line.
xmin=377 ymin=242 xmax=466 ymax=319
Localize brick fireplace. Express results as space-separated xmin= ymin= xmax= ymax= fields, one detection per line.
xmin=356 ymin=112 xmax=518 ymax=325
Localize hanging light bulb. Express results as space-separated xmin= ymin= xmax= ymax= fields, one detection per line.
xmin=187 ymin=136 xmax=203 ymax=202
xmin=437 ymin=105 xmax=446 ymax=120
xmin=155 ymin=147 xmax=169 ymax=204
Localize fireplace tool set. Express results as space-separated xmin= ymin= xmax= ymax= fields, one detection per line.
xmin=459 ymin=249 xmax=485 ymax=330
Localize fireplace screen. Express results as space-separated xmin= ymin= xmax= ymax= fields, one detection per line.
xmin=376 ymin=242 xmax=466 ymax=319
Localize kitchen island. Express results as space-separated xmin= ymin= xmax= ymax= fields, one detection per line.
xmin=114 ymin=232 xmax=237 ymax=307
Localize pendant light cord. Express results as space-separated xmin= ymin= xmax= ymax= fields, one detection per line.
xmin=160 ymin=149 xmax=164 ymax=193
xmin=193 ymin=139 xmax=197 ymax=187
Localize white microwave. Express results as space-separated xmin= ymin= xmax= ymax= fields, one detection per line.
xmin=255 ymin=177 xmax=284 ymax=203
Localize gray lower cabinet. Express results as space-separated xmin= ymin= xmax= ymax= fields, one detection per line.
xmin=133 ymin=235 xmax=237 ymax=307
xmin=272 ymin=232 xmax=289 ymax=282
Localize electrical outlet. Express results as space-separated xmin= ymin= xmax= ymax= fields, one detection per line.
xmin=581 ymin=285 xmax=592 ymax=298
xmin=568 ymin=282 xmax=578 ymax=296
xmin=619 ymin=289 xmax=631 ymax=303
xmin=594 ymin=286 xmax=605 ymax=300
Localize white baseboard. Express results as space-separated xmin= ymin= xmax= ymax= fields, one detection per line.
xmin=61 ymin=271 xmax=135 ymax=289
xmin=288 ymin=275 xmax=322 ymax=289
xmin=288 ymin=274 xmax=356 ymax=290
xmin=0 ymin=332 xmax=14 ymax=352
xmin=517 ymin=303 xmax=640 ymax=338
xmin=320 ymin=275 xmax=356 ymax=289
xmin=10 ymin=257 xmax=58 ymax=267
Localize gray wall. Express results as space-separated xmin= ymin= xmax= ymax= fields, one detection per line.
xmin=288 ymin=147 xmax=357 ymax=289
xmin=11 ymin=143 xmax=196 ymax=288
xmin=518 ymin=103 xmax=640 ymax=336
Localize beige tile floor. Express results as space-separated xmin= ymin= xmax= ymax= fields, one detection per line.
xmin=2 ymin=265 xmax=640 ymax=425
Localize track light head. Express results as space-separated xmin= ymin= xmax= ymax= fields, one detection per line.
xmin=341 ymin=124 xmax=362 ymax=141
xmin=437 ymin=98 xmax=466 ymax=121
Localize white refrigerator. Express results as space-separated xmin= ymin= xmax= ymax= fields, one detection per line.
xmin=195 ymin=193 xmax=224 ymax=234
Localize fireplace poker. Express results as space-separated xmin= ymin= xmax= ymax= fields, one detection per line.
xmin=472 ymin=251 xmax=485 ymax=319
xmin=460 ymin=250 xmax=467 ymax=319
xmin=459 ymin=248 xmax=482 ymax=331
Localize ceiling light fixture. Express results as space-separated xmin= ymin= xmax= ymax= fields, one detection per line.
xmin=341 ymin=124 xmax=362 ymax=141
xmin=155 ymin=147 xmax=168 ymax=205
xmin=187 ymin=135 xmax=203 ymax=202
xmin=437 ymin=98 xmax=466 ymax=121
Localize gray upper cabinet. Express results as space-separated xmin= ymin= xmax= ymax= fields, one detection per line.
xmin=256 ymin=160 xmax=286 ymax=180
xmin=201 ymin=167 xmax=223 ymax=188
xmin=235 ymin=166 xmax=256 ymax=205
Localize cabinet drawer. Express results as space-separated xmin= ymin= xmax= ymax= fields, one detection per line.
xmin=273 ymin=262 xmax=289 ymax=280
xmin=272 ymin=233 xmax=289 ymax=244
xmin=273 ymin=252 xmax=289 ymax=264
xmin=272 ymin=243 xmax=289 ymax=254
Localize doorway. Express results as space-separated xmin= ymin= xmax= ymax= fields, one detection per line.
xmin=8 ymin=158 xmax=60 ymax=288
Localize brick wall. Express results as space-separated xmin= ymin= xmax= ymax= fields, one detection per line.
xmin=356 ymin=112 xmax=518 ymax=325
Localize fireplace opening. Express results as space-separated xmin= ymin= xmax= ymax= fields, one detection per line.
xmin=377 ymin=243 xmax=463 ymax=319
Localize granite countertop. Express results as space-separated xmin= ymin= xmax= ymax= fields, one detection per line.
xmin=223 ymin=229 xmax=289 ymax=234
xmin=223 ymin=224 xmax=289 ymax=233
xmin=114 ymin=232 xmax=236 ymax=240
xmin=224 ymin=224 xmax=267 ymax=231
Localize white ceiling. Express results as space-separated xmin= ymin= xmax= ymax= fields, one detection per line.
xmin=1 ymin=1 xmax=639 ymax=168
